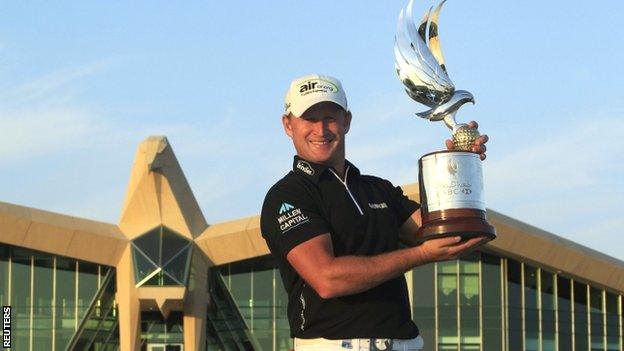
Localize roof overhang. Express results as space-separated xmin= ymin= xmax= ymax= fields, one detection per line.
xmin=0 ymin=201 xmax=127 ymax=266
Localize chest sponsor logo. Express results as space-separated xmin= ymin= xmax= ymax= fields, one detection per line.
xmin=296 ymin=160 xmax=315 ymax=176
xmin=277 ymin=204 xmax=309 ymax=233
xmin=368 ymin=202 xmax=388 ymax=209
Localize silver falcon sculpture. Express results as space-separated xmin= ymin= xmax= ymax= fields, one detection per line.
xmin=394 ymin=0 xmax=479 ymax=150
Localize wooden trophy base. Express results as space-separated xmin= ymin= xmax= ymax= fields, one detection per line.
xmin=416 ymin=208 xmax=496 ymax=243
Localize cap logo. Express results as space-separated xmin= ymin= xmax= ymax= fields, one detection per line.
xmin=296 ymin=160 xmax=315 ymax=176
xmin=298 ymin=79 xmax=339 ymax=97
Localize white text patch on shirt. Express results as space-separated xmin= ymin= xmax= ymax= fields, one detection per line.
xmin=368 ymin=202 xmax=388 ymax=209
xmin=277 ymin=206 xmax=310 ymax=233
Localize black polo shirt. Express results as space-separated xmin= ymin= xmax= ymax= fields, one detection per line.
xmin=260 ymin=155 xmax=420 ymax=339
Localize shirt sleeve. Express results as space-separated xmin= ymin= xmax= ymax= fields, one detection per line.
xmin=261 ymin=181 xmax=331 ymax=257
xmin=390 ymin=183 xmax=420 ymax=225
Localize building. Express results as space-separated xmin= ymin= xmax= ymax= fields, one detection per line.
xmin=0 ymin=136 xmax=622 ymax=351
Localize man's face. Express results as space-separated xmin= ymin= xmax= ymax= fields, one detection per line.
xmin=282 ymin=102 xmax=352 ymax=168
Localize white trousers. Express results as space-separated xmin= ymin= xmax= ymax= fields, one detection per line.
xmin=294 ymin=335 xmax=424 ymax=351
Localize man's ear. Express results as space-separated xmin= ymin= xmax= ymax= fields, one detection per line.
xmin=343 ymin=111 xmax=352 ymax=134
xmin=282 ymin=114 xmax=294 ymax=138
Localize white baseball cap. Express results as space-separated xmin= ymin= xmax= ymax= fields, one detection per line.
xmin=284 ymin=74 xmax=348 ymax=117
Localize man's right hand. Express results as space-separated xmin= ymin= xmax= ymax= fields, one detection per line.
xmin=415 ymin=236 xmax=486 ymax=262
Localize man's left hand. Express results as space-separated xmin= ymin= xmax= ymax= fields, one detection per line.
xmin=445 ymin=120 xmax=489 ymax=160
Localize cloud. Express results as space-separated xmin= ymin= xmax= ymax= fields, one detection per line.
xmin=0 ymin=58 xmax=213 ymax=164
xmin=565 ymin=217 xmax=624 ymax=262
xmin=486 ymin=115 xmax=622 ymax=202
xmin=0 ymin=105 xmax=106 ymax=162
xmin=0 ymin=60 xmax=117 ymax=163
xmin=489 ymin=122 xmax=618 ymax=188
xmin=0 ymin=57 xmax=295 ymax=224
xmin=0 ymin=59 xmax=113 ymax=106
xmin=484 ymin=115 xmax=624 ymax=259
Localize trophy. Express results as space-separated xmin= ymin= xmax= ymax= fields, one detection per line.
xmin=394 ymin=0 xmax=496 ymax=242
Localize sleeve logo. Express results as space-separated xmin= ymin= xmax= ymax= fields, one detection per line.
xmin=277 ymin=202 xmax=309 ymax=234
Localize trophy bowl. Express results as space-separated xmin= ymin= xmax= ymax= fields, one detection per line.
xmin=417 ymin=150 xmax=495 ymax=241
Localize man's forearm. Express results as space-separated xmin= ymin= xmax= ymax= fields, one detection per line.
xmin=312 ymin=235 xmax=482 ymax=298
xmin=287 ymin=233 xmax=477 ymax=299
xmin=316 ymin=246 xmax=426 ymax=298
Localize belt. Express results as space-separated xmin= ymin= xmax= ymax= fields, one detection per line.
xmin=294 ymin=336 xmax=424 ymax=351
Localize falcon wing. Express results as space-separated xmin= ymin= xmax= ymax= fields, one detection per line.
xmin=394 ymin=0 xmax=454 ymax=109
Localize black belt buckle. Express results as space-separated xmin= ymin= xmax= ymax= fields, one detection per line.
xmin=370 ymin=338 xmax=393 ymax=351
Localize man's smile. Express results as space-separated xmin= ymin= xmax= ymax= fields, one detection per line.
xmin=309 ymin=138 xmax=334 ymax=146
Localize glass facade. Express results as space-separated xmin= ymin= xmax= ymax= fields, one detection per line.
xmin=507 ymin=258 xmax=522 ymax=350
xmin=214 ymin=252 xmax=623 ymax=351
xmin=540 ymin=270 xmax=556 ymax=351
xmin=412 ymin=260 xmax=435 ymax=347
xmin=141 ymin=311 xmax=184 ymax=347
xmin=437 ymin=260 xmax=458 ymax=349
xmin=409 ymin=251 xmax=624 ymax=351
xmin=206 ymin=269 xmax=261 ymax=350
xmin=574 ymin=281 xmax=589 ymax=350
xmin=434 ymin=252 xmax=482 ymax=350
xmin=481 ymin=252 xmax=502 ymax=350
xmin=67 ymin=269 xmax=119 ymax=350
xmin=219 ymin=256 xmax=292 ymax=351
xmin=1 ymin=242 xmax=622 ymax=351
xmin=131 ymin=226 xmax=192 ymax=287
xmin=558 ymin=275 xmax=573 ymax=350
xmin=0 ymin=243 xmax=116 ymax=351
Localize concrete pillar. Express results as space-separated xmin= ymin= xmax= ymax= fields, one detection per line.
xmin=183 ymin=249 xmax=210 ymax=350
xmin=116 ymin=246 xmax=142 ymax=351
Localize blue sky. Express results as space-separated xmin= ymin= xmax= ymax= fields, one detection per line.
xmin=1 ymin=1 xmax=622 ymax=260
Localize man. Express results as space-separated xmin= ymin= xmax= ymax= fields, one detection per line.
xmin=260 ymin=74 xmax=488 ymax=350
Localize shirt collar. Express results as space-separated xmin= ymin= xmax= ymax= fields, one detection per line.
xmin=292 ymin=155 xmax=359 ymax=183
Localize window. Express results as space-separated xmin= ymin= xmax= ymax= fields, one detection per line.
xmin=437 ymin=261 xmax=458 ymax=349
xmin=557 ymin=276 xmax=573 ymax=351
xmin=524 ymin=266 xmax=538 ymax=351
xmin=573 ymin=281 xmax=589 ymax=351
xmin=219 ymin=256 xmax=294 ymax=351
xmin=506 ymin=259 xmax=522 ymax=351
xmin=459 ymin=254 xmax=480 ymax=347
xmin=481 ymin=253 xmax=502 ymax=351
xmin=589 ymin=287 xmax=604 ymax=351
xmin=0 ymin=243 xmax=111 ymax=351
xmin=131 ymin=226 xmax=192 ymax=287
xmin=540 ymin=270 xmax=556 ymax=351
xmin=605 ymin=292 xmax=620 ymax=351
xmin=32 ymin=254 xmax=54 ymax=350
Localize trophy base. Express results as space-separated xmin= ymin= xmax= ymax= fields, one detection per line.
xmin=416 ymin=209 xmax=496 ymax=243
